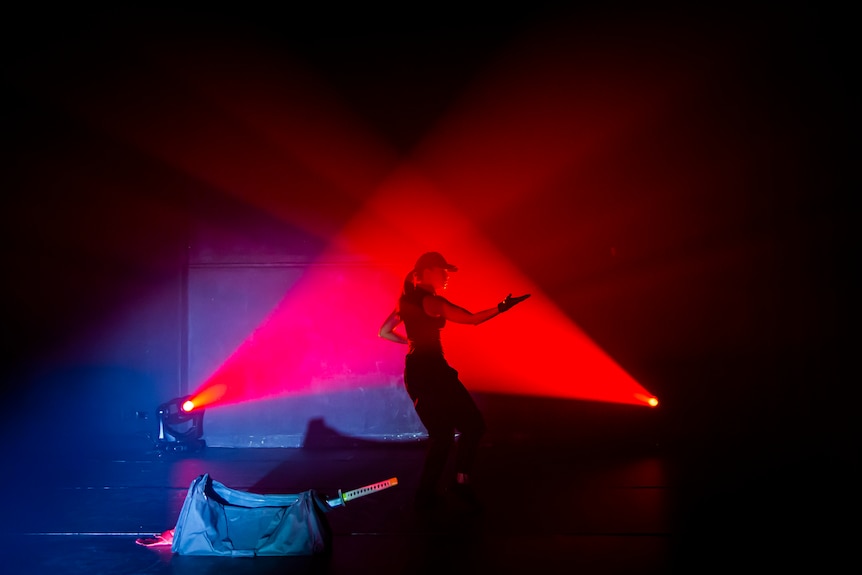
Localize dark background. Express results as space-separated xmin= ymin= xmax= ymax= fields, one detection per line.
xmin=1 ymin=4 xmax=853 ymax=470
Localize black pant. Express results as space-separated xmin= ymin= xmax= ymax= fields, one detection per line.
xmin=404 ymin=354 xmax=486 ymax=494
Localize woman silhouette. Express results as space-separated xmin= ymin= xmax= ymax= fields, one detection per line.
xmin=379 ymin=252 xmax=530 ymax=510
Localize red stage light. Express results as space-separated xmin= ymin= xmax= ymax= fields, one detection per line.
xmin=635 ymin=394 xmax=660 ymax=408
xmin=186 ymin=384 xmax=227 ymax=411
xmin=70 ymin=29 xmax=662 ymax=413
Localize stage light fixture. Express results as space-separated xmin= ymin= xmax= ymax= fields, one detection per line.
xmin=156 ymin=396 xmax=206 ymax=453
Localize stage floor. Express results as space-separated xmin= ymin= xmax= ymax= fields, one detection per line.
xmin=0 ymin=402 xmax=851 ymax=575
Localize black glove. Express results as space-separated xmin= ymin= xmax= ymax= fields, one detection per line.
xmin=497 ymin=293 xmax=531 ymax=313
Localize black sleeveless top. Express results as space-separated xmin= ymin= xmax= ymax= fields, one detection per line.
xmin=399 ymin=286 xmax=446 ymax=357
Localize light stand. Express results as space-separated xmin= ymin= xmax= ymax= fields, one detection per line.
xmin=156 ymin=396 xmax=206 ymax=453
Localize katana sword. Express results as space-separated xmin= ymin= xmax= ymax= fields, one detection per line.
xmin=325 ymin=477 xmax=398 ymax=508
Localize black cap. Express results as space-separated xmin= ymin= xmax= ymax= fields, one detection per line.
xmin=413 ymin=251 xmax=458 ymax=272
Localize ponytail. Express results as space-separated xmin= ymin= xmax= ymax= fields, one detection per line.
xmin=401 ymin=270 xmax=416 ymax=296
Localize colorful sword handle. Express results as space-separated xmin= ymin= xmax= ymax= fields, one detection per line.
xmin=326 ymin=477 xmax=398 ymax=508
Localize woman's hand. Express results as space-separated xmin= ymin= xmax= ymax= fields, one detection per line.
xmin=497 ymin=293 xmax=531 ymax=312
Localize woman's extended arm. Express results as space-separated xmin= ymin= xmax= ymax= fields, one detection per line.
xmin=425 ymin=293 xmax=531 ymax=326
xmin=425 ymin=296 xmax=499 ymax=325
xmin=378 ymin=309 xmax=408 ymax=344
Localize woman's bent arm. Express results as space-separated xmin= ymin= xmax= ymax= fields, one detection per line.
xmin=379 ymin=309 xmax=408 ymax=343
